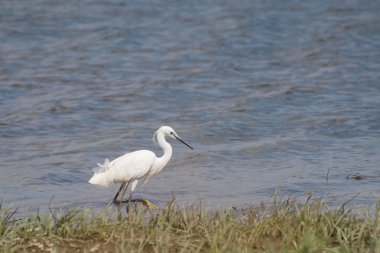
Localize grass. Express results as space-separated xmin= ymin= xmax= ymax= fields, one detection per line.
xmin=1 ymin=197 xmax=380 ymax=253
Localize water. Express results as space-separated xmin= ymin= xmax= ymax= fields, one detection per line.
xmin=1 ymin=0 xmax=379 ymax=214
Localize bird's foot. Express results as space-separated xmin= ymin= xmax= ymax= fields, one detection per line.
xmin=140 ymin=199 xmax=159 ymax=211
xmin=115 ymin=198 xmax=159 ymax=211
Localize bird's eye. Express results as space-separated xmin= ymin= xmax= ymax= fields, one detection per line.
xmin=170 ymin=131 xmax=174 ymax=135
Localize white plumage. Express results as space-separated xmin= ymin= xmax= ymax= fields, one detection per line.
xmin=89 ymin=126 xmax=193 ymax=206
xmin=89 ymin=150 xmax=155 ymax=187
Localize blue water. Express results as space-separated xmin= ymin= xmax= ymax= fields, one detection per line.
xmin=1 ymin=0 xmax=379 ymax=214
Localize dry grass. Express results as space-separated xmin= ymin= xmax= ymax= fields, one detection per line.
xmin=1 ymin=198 xmax=380 ymax=252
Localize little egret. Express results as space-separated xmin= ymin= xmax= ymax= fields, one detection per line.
xmin=89 ymin=126 xmax=193 ymax=209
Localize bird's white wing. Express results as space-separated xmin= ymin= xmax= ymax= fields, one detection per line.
xmin=109 ymin=150 xmax=156 ymax=183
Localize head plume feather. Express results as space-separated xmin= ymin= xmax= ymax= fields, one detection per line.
xmin=152 ymin=129 xmax=159 ymax=146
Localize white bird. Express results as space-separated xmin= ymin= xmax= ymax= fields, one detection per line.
xmin=89 ymin=126 xmax=193 ymax=209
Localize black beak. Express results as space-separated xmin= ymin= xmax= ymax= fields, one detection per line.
xmin=175 ymin=136 xmax=193 ymax=150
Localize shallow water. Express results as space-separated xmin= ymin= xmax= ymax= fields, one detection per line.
xmin=1 ymin=0 xmax=379 ymax=214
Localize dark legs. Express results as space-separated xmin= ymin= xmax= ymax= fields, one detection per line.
xmin=112 ymin=181 xmax=159 ymax=210
xmin=112 ymin=182 xmax=126 ymax=204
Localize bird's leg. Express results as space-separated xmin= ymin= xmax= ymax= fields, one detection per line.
xmin=113 ymin=179 xmax=133 ymax=205
xmin=117 ymin=179 xmax=159 ymax=211
xmin=112 ymin=182 xmax=126 ymax=205
xmin=119 ymin=180 xmax=131 ymax=201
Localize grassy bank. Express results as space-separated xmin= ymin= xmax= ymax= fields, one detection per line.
xmin=1 ymin=198 xmax=380 ymax=253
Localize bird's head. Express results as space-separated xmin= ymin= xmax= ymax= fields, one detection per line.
xmin=159 ymin=126 xmax=178 ymax=138
xmin=156 ymin=126 xmax=193 ymax=150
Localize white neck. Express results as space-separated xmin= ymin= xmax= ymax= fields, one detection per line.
xmin=155 ymin=132 xmax=173 ymax=169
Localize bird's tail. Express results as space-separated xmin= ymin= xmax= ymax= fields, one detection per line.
xmin=89 ymin=158 xmax=112 ymax=187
